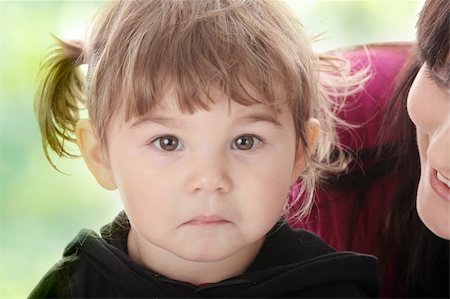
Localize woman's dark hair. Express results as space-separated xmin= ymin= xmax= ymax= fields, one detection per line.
xmin=379 ymin=0 xmax=449 ymax=297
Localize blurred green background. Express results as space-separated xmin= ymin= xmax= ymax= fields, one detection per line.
xmin=0 ymin=1 xmax=423 ymax=297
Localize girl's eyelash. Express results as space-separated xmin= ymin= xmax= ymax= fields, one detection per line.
xmin=231 ymin=134 xmax=266 ymax=151
xmin=149 ymin=135 xmax=183 ymax=152
xmin=147 ymin=134 xmax=267 ymax=152
xmin=250 ymin=134 xmax=266 ymax=145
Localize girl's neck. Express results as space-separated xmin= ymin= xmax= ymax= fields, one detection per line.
xmin=127 ymin=228 xmax=264 ymax=285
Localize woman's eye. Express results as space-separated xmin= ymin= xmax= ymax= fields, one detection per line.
xmin=232 ymin=135 xmax=262 ymax=151
xmin=151 ymin=136 xmax=182 ymax=151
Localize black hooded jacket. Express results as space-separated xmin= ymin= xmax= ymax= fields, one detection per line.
xmin=30 ymin=212 xmax=379 ymax=298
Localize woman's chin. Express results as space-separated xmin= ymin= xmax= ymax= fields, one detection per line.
xmin=416 ymin=186 xmax=450 ymax=240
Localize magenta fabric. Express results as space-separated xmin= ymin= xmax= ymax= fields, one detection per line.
xmin=333 ymin=42 xmax=413 ymax=150
xmin=288 ymin=42 xmax=413 ymax=297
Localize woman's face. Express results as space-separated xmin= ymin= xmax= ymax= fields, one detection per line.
xmin=407 ymin=63 xmax=450 ymax=239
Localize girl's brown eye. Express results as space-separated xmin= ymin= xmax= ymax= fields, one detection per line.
xmin=153 ymin=136 xmax=180 ymax=151
xmin=232 ymin=135 xmax=261 ymax=151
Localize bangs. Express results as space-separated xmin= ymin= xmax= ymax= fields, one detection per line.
xmin=417 ymin=0 xmax=449 ymax=71
xmin=88 ymin=0 xmax=314 ymax=128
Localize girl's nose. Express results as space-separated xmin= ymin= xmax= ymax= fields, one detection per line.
xmin=186 ymin=152 xmax=232 ymax=194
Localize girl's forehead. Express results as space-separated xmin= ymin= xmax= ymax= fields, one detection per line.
xmin=134 ymin=81 xmax=283 ymax=115
xmin=107 ymin=76 xmax=292 ymax=135
xmin=131 ymin=92 xmax=284 ymax=121
xmin=107 ymin=95 xmax=288 ymax=136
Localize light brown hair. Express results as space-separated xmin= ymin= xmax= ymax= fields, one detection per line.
xmin=35 ymin=0 xmax=366 ymax=220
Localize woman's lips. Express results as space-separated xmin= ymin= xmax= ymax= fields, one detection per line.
xmin=430 ymin=168 xmax=450 ymax=201
xmin=437 ymin=171 xmax=450 ymax=188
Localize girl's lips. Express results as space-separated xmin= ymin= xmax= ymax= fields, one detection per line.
xmin=184 ymin=215 xmax=230 ymax=226
xmin=430 ymin=168 xmax=450 ymax=202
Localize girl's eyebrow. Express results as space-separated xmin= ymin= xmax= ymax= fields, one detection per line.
xmin=236 ymin=112 xmax=282 ymax=127
xmin=129 ymin=112 xmax=282 ymax=129
xmin=130 ymin=115 xmax=182 ymax=129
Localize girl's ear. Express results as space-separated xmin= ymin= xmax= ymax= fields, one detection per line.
xmin=291 ymin=118 xmax=320 ymax=184
xmin=76 ymin=119 xmax=117 ymax=190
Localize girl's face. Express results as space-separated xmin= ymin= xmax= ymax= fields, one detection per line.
xmin=105 ymin=87 xmax=306 ymax=282
xmin=407 ymin=63 xmax=450 ymax=239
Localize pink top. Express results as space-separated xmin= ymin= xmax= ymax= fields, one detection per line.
xmin=288 ymin=42 xmax=413 ymax=297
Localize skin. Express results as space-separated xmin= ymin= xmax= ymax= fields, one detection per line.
xmin=76 ymin=86 xmax=318 ymax=284
xmin=407 ymin=63 xmax=450 ymax=239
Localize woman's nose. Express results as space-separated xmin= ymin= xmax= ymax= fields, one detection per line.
xmin=427 ymin=119 xmax=450 ymax=173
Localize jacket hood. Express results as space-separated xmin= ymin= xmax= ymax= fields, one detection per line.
xmin=62 ymin=212 xmax=379 ymax=297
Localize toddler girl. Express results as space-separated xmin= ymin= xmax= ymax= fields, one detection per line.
xmin=30 ymin=0 xmax=378 ymax=297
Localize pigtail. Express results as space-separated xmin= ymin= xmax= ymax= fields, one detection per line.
xmin=35 ymin=37 xmax=86 ymax=169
